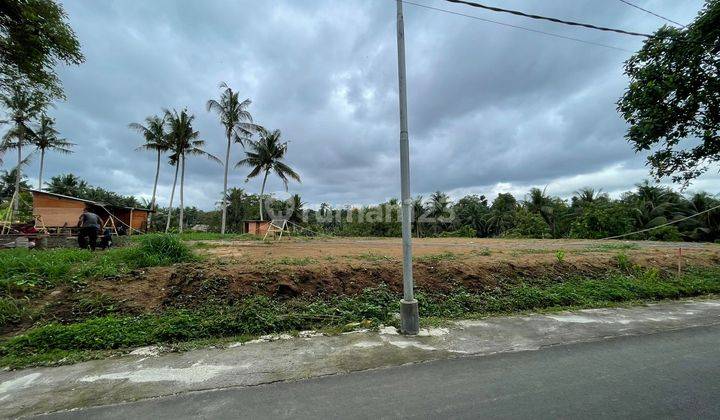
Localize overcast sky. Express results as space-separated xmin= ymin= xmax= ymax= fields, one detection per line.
xmin=11 ymin=0 xmax=718 ymax=209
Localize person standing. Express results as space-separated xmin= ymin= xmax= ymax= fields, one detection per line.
xmin=78 ymin=207 xmax=101 ymax=251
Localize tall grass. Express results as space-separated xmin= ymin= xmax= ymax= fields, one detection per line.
xmin=0 ymin=234 xmax=196 ymax=292
xmin=2 ymin=267 xmax=719 ymax=368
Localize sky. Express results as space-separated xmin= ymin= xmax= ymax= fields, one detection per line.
xmin=10 ymin=0 xmax=718 ymax=210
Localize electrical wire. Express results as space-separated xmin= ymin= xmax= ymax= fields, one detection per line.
xmin=444 ymin=0 xmax=652 ymax=37
xmin=617 ymin=0 xmax=685 ymax=28
xmin=600 ymin=202 xmax=720 ymax=241
xmin=401 ymin=1 xmax=633 ymax=52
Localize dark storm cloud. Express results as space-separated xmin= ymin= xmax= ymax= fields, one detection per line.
xmin=13 ymin=0 xmax=713 ymax=209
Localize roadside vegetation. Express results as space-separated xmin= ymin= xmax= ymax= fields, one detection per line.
xmin=0 ymin=234 xmax=196 ymax=332
xmin=2 ymin=261 xmax=719 ymax=369
xmin=0 ymin=234 xmax=194 ymax=294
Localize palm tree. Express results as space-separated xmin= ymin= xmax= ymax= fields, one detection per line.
xmin=412 ymin=195 xmax=425 ymax=237
xmin=572 ymin=187 xmax=607 ymax=205
xmin=45 ymin=173 xmax=87 ymax=196
xmin=33 ymin=114 xmax=74 ymax=190
xmin=164 ymin=151 xmax=180 ymax=233
xmin=207 ymin=82 xmax=256 ymax=235
xmin=0 ymin=84 xmax=45 ymax=211
xmin=164 ymin=108 xmax=220 ymax=232
xmin=130 ymin=114 xmax=169 ymax=226
xmin=237 ymin=128 xmax=301 ymax=221
xmin=288 ymin=193 xmax=304 ymax=224
xmin=427 ymin=191 xmax=451 ymax=234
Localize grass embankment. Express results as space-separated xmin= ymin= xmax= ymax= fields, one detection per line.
xmin=0 ymin=234 xmax=196 ymax=328
xmin=2 ymin=260 xmax=719 ymax=369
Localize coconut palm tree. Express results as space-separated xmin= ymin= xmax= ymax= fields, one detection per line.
xmin=287 ymin=193 xmax=304 ymax=224
xmin=206 ymin=82 xmax=256 ymax=235
xmin=130 ymin=114 xmax=169 ymax=226
xmin=0 ymin=84 xmax=45 ymax=211
xmin=164 ymin=108 xmax=220 ymax=232
xmin=164 ymin=151 xmax=180 ymax=233
xmin=427 ymin=191 xmax=451 ymax=234
xmin=412 ymin=195 xmax=425 ymax=237
xmin=33 ymin=114 xmax=74 ymax=190
xmin=236 ymin=128 xmax=300 ymax=221
xmin=572 ymin=187 xmax=607 ymax=206
xmin=45 ymin=173 xmax=87 ymax=196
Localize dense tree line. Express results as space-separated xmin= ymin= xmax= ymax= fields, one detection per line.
xmin=301 ymin=182 xmax=720 ymax=242
xmin=138 ymin=181 xmax=719 ymax=243
xmin=44 ymin=173 xmax=141 ymax=208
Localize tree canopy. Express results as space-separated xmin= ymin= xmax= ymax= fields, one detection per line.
xmin=0 ymin=0 xmax=84 ymax=97
xmin=618 ymin=0 xmax=720 ymax=186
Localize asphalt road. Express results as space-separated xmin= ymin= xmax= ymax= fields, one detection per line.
xmin=41 ymin=324 xmax=720 ymax=419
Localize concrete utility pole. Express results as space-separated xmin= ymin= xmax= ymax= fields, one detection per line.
xmin=396 ymin=0 xmax=419 ymax=335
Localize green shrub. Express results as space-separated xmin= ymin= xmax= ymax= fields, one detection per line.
xmin=132 ymin=234 xmax=196 ymax=266
xmin=644 ymin=225 xmax=683 ymax=242
xmin=0 ymin=234 xmax=195 ymax=293
xmin=616 ymin=252 xmax=632 ymax=272
xmin=4 ymin=269 xmax=720 ymax=369
xmin=0 ymin=297 xmax=28 ymax=328
xmin=437 ymin=226 xmax=476 ymax=238
xmin=555 ymin=250 xmax=566 ymax=263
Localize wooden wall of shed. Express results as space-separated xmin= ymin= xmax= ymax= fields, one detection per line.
xmin=244 ymin=221 xmax=271 ymax=236
xmin=113 ymin=209 xmax=149 ymax=231
xmin=33 ymin=194 xmax=86 ymax=227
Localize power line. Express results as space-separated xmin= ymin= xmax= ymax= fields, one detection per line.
xmin=617 ymin=0 xmax=685 ymax=28
xmin=444 ymin=0 xmax=652 ymax=37
xmin=600 ymin=202 xmax=720 ymax=241
xmin=402 ymin=1 xmax=633 ymax=53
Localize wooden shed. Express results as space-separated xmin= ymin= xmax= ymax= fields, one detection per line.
xmin=30 ymin=190 xmax=152 ymax=233
xmin=243 ymin=220 xmax=271 ymax=236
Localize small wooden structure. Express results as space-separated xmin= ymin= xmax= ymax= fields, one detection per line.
xmin=263 ymin=219 xmax=289 ymax=240
xmin=29 ymin=189 xmax=152 ymax=233
xmin=243 ymin=220 xmax=271 ymax=236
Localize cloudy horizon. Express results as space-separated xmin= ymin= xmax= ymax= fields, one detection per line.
xmin=6 ymin=0 xmax=717 ymax=210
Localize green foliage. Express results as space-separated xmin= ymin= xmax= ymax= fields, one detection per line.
xmin=237 ymin=128 xmax=301 ymax=221
xmin=415 ymin=252 xmax=457 ymax=263
xmin=0 ymin=296 xmax=28 ymax=328
xmin=437 ymin=226 xmax=476 ymax=238
xmin=555 ymin=250 xmax=566 ymax=264
xmin=353 ymin=252 xmax=394 ymax=262
xmin=133 ymin=234 xmax=196 ymax=265
xmin=3 ymin=268 xmax=720 ymax=368
xmin=0 ymin=168 xmax=30 ymax=197
xmin=618 ymin=0 xmax=720 ymax=184
xmin=645 ymin=225 xmax=683 ymax=242
xmin=45 ymin=173 xmax=141 ymax=207
xmin=503 ymin=208 xmax=551 ymax=238
xmin=0 ymin=0 xmax=84 ymax=98
xmin=0 ymin=288 xmax=397 ymax=360
xmin=0 ymin=234 xmax=195 ymax=292
xmin=588 ymin=243 xmax=640 ymax=251
xmin=570 ymin=202 xmax=634 ymax=239
xmin=616 ymin=252 xmax=632 ymax=272
xmin=417 ymin=268 xmax=720 ymax=318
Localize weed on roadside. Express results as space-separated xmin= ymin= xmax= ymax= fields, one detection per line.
xmin=3 ymin=265 xmax=720 ymax=369
xmin=415 ymin=252 xmax=458 ymax=263
xmin=353 ymin=252 xmax=395 ymax=262
xmin=589 ymin=243 xmax=641 ymax=252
